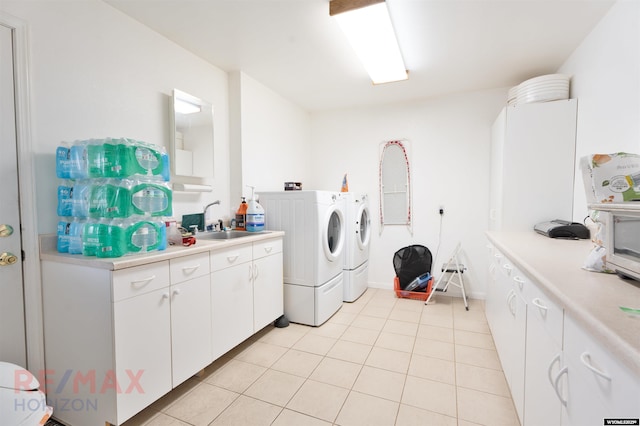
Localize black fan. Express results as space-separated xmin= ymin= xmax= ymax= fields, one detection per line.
xmin=393 ymin=245 xmax=433 ymax=290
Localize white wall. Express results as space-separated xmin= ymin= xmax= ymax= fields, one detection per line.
xmin=230 ymin=71 xmax=312 ymax=201
xmin=1 ymin=0 xmax=231 ymax=232
xmin=559 ymin=0 xmax=640 ymax=221
xmin=310 ymin=89 xmax=507 ymax=298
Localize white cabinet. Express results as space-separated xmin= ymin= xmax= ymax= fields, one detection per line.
xmin=561 ymin=315 xmax=640 ymax=426
xmin=42 ymin=253 xmax=212 ymax=426
xmin=253 ymin=239 xmax=284 ymax=330
xmin=41 ymin=234 xmax=283 ymax=425
xmin=42 ymin=260 xmax=174 ymax=426
xmin=523 ymin=275 xmax=564 ymax=426
xmin=169 ymin=252 xmax=211 ymax=386
xmin=210 ymin=238 xmax=283 ymax=360
xmin=486 ymin=248 xmax=526 ymax=423
xmin=486 ymin=242 xmax=640 ymax=426
xmin=489 ymin=99 xmax=577 ymax=231
xmin=211 ymin=243 xmax=254 ymax=360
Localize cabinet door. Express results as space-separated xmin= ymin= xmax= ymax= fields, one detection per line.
xmin=485 ymin=249 xmax=502 ymax=330
xmin=524 ymin=284 xmax=564 ymax=426
xmin=562 ymin=315 xmax=640 ymax=426
xmin=496 ymin=99 xmax=577 ymax=231
xmin=253 ymin=252 xmax=284 ymax=331
xmin=170 ymin=275 xmax=212 ymax=387
xmin=509 ymin=289 xmax=526 ymax=424
xmin=211 ymin=262 xmax=254 ymax=360
xmin=113 ymin=287 xmax=172 ymax=423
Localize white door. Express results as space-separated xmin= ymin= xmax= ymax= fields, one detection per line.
xmin=0 ymin=23 xmax=27 ymax=366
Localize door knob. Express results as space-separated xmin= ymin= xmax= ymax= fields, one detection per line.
xmin=0 ymin=225 xmax=14 ymax=237
xmin=0 ymin=252 xmax=18 ymax=266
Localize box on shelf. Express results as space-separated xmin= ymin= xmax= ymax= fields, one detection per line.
xmin=581 ymin=153 xmax=640 ymax=203
xmin=284 ymin=182 xmax=302 ymax=191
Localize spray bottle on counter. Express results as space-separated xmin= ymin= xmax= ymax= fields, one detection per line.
xmin=245 ymin=185 xmax=265 ymax=232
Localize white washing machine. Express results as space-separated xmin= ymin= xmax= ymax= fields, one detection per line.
xmin=259 ymin=190 xmax=346 ymax=326
xmin=342 ymin=192 xmax=371 ymax=302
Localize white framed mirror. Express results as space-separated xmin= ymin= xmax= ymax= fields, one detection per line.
xmin=170 ymin=89 xmax=214 ymax=178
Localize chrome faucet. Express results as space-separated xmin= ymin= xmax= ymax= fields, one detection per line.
xmin=203 ymin=200 xmax=221 ymax=217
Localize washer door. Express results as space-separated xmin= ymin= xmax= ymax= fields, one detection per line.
xmin=356 ymin=204 xmax=371 ymax=251
xmin=323 ymin=204 xmax=345 ymax=262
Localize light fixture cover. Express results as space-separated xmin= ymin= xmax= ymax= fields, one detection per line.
xmin=334 ymin=2 xmax=407 ymax=84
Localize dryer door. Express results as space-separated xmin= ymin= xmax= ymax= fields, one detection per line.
xmin=323 ymin=204 xmax=345 ymax=262
xmin=356 ymin=203 xmax=371 ymax=251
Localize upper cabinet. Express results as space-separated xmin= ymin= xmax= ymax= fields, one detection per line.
xmin=170 ymin=89 xmax=214 ymax=178
xmin=489 ymin=99 xmax=577 ymax=231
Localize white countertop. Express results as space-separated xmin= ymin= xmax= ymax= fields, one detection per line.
xmin=40 ymin=231 xmax=285 ymax=271
xmin=487 ymin=231 xmax=640 ymax=377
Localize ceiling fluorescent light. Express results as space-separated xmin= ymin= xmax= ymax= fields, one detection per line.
xmin=331 ymin=0 xmax=407 ymax=84
xmin=175 ymin=98 xmax=201 ymax=115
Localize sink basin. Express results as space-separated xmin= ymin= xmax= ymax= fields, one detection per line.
xmin=197 ymin=230 xmax=268 ymax=240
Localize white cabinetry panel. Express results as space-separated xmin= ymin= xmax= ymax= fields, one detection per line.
xmin=490 ymin=99 xmax=577 ymax=231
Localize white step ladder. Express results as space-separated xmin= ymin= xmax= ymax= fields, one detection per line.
xmin=425 ymin=242 xmax=469 ymax=310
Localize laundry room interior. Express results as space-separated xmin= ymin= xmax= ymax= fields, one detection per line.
xmin=1 ymin=0 xmax=639 ymax=425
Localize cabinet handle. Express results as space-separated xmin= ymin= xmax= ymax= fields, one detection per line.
xmin=173 ymin=289 xmax=181 ymax=296
xmin=513 ymin=276 xmax=525 ymax=289
xmin=580 ymin=352 xmax=612 ymax=381
xmin=494 ymin=253 xmax=503 ymax=259
xmin=553 ymin=366 xmax=568 ymax=406
xmin=248 ymin=265 xmax=253 ymax=280
xmin=263 ymin=246 xmax=273 ymax=254
xmin=506 ymin=290 xmax=516 ymax=316
xmin=547 ymin=353 xmax=561 ymax=387
xmin=162 ymin=292 xmax=170 ymax=299
xmin=181 ymin=264 xmax=200 ymax=274
xmin=130 ymin=275 xmax=156 ymax=287
xmin=253 ymin=264 xmax=259 ymax=280
xmin=226 ymin=254 xmax=239 ymax=263
xmin=532 ymin=297 xmax=548 ymax=312
xmin=503 ymin=264 xmax=512 ymax=272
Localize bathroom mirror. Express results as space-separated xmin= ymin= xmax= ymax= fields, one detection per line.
xmin=170 ymin=89 xmax=214 ymax=178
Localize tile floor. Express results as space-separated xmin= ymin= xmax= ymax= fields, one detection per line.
xmin=122 ymin=289 xmax=520 ymax=426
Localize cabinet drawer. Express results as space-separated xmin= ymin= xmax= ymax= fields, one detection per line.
xmin=210 ymin=244 xmax=252 ymax=272
xmin=253 ymin=238 xmax=283 ymax=260
xmin=524 ymin=276 xmax=563 ymax=348
xmin=564 ymin=314 xmax=640 ymax=417
xmin=170 ymin=252 xmax=210 ymax=284
xmin=112 ymin=261 xmax=170 ymax=302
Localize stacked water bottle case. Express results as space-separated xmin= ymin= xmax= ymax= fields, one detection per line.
xmin=55 ymin=138 xmax=171 ymax=258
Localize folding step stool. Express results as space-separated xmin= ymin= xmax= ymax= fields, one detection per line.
xmin=424 ymin=242 xmax=469 ymax=310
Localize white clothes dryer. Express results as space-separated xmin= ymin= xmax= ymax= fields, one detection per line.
xmin=260 ymin=190 xmax=346 ymax=326
xmin=342 ymin=192 xmax=371 ymax=302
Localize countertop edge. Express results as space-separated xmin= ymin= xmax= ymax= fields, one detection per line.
xmin=40 ymin=231 xmax=285 ymax=271
xmin=486 ymin=231 xmax=640 ymax=378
